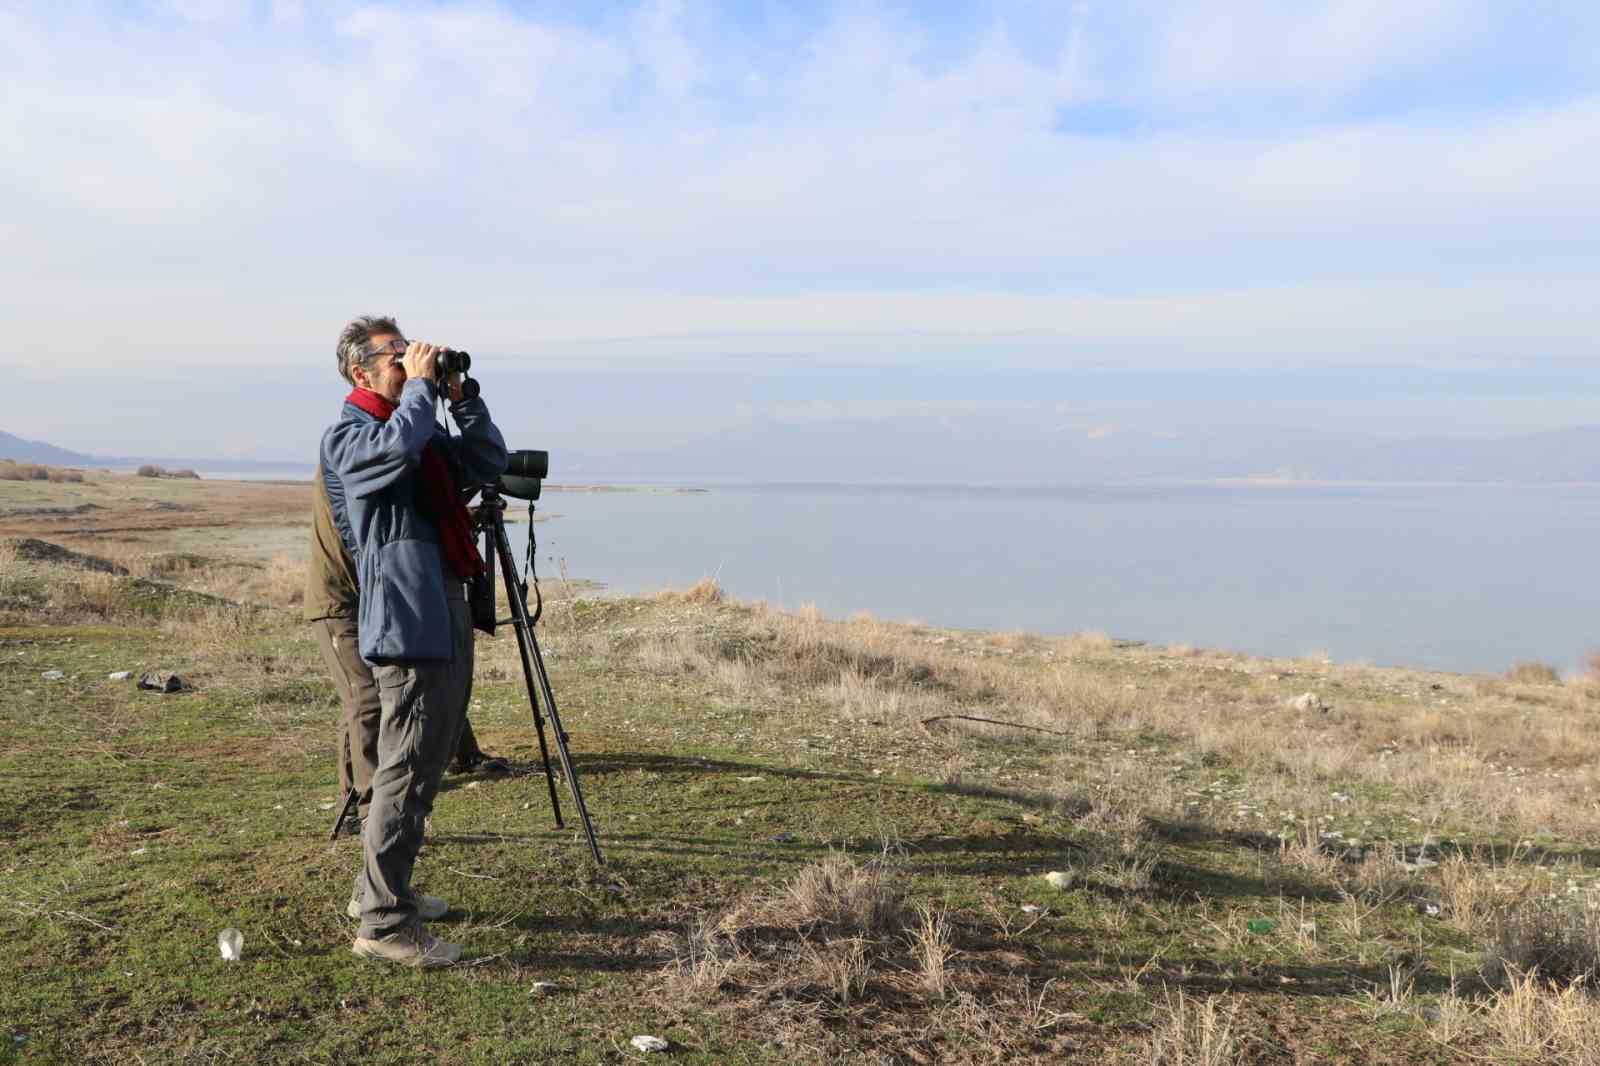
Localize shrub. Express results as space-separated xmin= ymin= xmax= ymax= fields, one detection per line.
xmin=134 ymin=465 xmax=199 ymax=480
xmin=1484 ymin=895 xmax=1600 ymax=989
xmin=1506 ymin=661 xmax=1562 ymax=684
xmin=0 ymin=463 xmax=58 ymax=481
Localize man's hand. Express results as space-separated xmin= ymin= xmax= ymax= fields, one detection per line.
xmin=402 ymin=341 xmax=440 ymax=383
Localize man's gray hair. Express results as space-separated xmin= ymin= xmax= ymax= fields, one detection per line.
xmin=336 ymin=315 xmax=402 ymax=385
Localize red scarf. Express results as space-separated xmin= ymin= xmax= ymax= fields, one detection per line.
xmin=346 ymin=388 xmax=484 ymax=580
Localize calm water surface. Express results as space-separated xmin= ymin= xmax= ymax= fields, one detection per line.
xmin=497 ymin=482 xmax=1596 ymax=675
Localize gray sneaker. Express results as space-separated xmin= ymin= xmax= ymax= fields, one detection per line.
xmin=351 ymin=923 xmax=461 ymax=968
xmin=347 ymin=894 xmax=449 ymax=921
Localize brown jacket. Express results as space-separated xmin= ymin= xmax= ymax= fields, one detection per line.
xmin=303 ymin=465 xmax=359 ymax=622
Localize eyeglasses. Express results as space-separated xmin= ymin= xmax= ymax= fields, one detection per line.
xmin=366 ymin=338 xmax=408 ymax=359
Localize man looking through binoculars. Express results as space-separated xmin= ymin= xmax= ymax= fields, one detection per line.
xmin=318 ymin=315 xmax=508 ymax=967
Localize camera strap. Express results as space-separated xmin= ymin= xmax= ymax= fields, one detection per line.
xmin=525 ymin=497 xmax=543 ymax=626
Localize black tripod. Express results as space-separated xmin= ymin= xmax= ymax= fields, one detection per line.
xmin=326 ymin=479 xmax=604 ymax=867
xmin=473 ymin=480 xmax=605 ymax=866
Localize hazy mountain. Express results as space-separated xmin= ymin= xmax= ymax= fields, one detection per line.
xmin=0 ymin=431 xmax=308 ymax=476
xmin=8 ymin=421 xmax=1599 ymax=484
xmin=0 ymin=431 xmax=106 ymax=466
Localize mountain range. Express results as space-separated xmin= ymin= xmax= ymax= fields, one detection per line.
xmin=5 ymin=424 xmax=1598 ymax=484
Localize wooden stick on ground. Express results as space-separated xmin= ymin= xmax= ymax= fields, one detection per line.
xmin=919 ymin=715 xmax=1073 ymax=738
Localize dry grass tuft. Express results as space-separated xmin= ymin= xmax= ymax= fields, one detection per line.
xmin=1484 ymin=895 xmax=1600 ymax=989
xmin=1482 ymin=966 xmax=1600 ymax=1064
xmin=784 ymin=852 xmax=906 ymax=934
xmin=1506 ymin=660 xmax=1562 ymax=684
xmin=654 ymin=576 xmax=723 ymax=604
xmin=670 ymin=913 xmax=757 ymax=993
xmin=1146 ymin=988 xmax=1240 ymax=1066
xmin=906 ymin=903 xmax=956 ymax=999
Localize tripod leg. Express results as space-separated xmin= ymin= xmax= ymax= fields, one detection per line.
xmin=493 ymin=516 xmax=565 ymax=826
xmin=326 ymin=787 xmax=359 ymax=841
xmin=524 ymin=624 xmax=605 ymax=866
xmin=488 ymin=510 xmax=605 ymax=866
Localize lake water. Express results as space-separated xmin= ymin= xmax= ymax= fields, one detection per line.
xmin=502 ymin=481 xmax=1600 ymax=676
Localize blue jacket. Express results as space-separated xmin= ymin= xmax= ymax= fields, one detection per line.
xmin=321 ymin=379 xmax=508 ymax=663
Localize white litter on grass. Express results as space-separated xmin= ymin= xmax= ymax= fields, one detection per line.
xmin=1043 ymin=871 xmax=1071 ymax=889
xmin=529 ymin=981 xmax=557 ymax=996
xmin=218 ymin=928 xmax=243 ymax=961
xmin=1021 ymin=904 xmax=1047 ymax=915
xmin=41 ymin=670 xmax=65 ymax=681
xmin=736 ymin=776 xmax=764 ymax=783
xmin=630 ymin=1035 xmax=669 ymax=1053
xmin=108 ymin=671 xmax=133 ymax=681
xmin=318 ymin=802 xmax=335 ymax=811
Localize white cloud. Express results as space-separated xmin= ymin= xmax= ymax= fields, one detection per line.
xmin=0 ymin=1 xmax=1597 ymax=376
xmin=162 ymin=0 xmax=253 ymax=26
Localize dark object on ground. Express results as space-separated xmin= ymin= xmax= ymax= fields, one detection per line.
xmin=920 ymin=714 xmax=1073 ymax=738
xmin=137 ymin=672 xmax=187 ymax=693
xmin=450 ymin=751 xmax=511 ymax=775
xmin=339 ymin=811 xmax=362 ymax=836
xmin=8 ymin=538 xmax=128 ymax=575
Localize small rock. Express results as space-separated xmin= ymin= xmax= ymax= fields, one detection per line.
xmin=41 ymin=670 xmax=65 ymax=681
xmin=1286 ymin=692 xmax=1326 ymax=712
xmin=137 ymin=672 xmax=187 ymax=694
xmin=465 ymin=781 xmax=481 ymax=789
xmin=529 ymin=981 xmax=557 ymax=996
xmin=108 ymin=671 xmax=133 ymax=681
xmin=1021 ymin=904 xmax=1047 ymax=915
xmin=318 ymin=802 xmax=336 ymax=811
xmin=1043 ymin=871 xmax=1072 ymax=889
xmin=630 ymin=1035 xmax=669 ymax=1053
xmin=771 ymin=832 xmax=797 ymax=843
xmin=217 ymin=927 xmax=243 ymax=961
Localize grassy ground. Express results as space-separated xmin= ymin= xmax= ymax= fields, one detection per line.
xmin=3 ymin=473 xmax=1600 ymax=1063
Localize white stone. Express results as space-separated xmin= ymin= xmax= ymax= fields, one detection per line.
xmin=1043 ymin=871 xmax=1072 ymax=889
xmin=108 ymin=671 xmax=133 ymax=681
xmin=630 ymin=1036 xmax=669 ymax=1053
xmin=218 ymin=927 xmax=243 ymax=961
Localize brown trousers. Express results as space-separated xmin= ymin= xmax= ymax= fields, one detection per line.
xmin=315 ymin=615 xmax=481 ymax=820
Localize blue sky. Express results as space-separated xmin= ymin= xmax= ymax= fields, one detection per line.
xmin=2 ymin=1 xmax=1599 ymax=457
